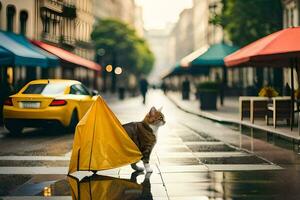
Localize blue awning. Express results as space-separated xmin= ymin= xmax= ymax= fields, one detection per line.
xmin=0 ymin=31 xmax=59 ymax=67
xmin=163 ymin=63 xmax=209 ymax=79
xmin=0 ymin=46 xmax=13 ymax=65
xmin=191 ymin=43 xmax=239 ymax=67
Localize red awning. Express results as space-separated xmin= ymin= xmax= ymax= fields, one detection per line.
xmin=224 ymin=27 xmax=300 ymax=67
xmin=31 ymin=40 xmax=101 ymax=71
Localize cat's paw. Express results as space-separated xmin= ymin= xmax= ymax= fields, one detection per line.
xmin=144 ymin=163 xmax=153 ymax=173
xmin=131 ymin=163 xmax=144 ymax=172
xmin=145 ymin=167 xmax=153 ymax=173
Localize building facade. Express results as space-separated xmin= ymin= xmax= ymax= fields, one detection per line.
xmin=193 ymin=0 xmax=223 ymax=50
xmin=282 ymin=0 xmax=299 ymax=90
xmin=93 ymin=0 xmax=136 ymax=25
xmin=145 ymin=28 xmax=174 ymax=84
xmin=0 ymin=0 xmax=99 ymax=89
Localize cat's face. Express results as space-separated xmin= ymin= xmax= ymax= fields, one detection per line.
xmin=146 ymin=107 xmax=166 ymax=126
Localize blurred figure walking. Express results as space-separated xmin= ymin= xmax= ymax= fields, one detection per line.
xmin=161 ymin=81 xmax=168 ymax=94
xmin=139 ymin=76 xmax=148 ymax=104
xmin=182 ymin=77 xmax=190 ymax=100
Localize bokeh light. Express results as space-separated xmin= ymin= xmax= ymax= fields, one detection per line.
xmin=114 ymin=67 xmax=122 ymax=75
xmin=106 ymin=65 xmax=113 ymax=72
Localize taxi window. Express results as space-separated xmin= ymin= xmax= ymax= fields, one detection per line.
xmin=23 ymin=83 xmax=67 ymax=95
xmin=70 ymin=84 xmax=90 ymax=95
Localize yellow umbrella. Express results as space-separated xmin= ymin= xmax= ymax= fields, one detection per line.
xmin=68 ymin=96 xmax=142 ymax=174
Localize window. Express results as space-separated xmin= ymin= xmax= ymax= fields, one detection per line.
xmin=6 ymin=5 xmax=16 ymax=32
xmin=20 ymin=10 xmax=28 ymax=35
xmin=70 ymin=84 xmax=90 ymax=95
xmin=0 ymin=2 xmax=2 ymax=27
xmin=23 ymin=83 xmax=68 ymax=95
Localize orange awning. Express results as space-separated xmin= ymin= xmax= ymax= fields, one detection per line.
xmin=31 ymin=40 xmax=101 ymax=71
xmin=224 ymin=27 xmax=300 ymax=67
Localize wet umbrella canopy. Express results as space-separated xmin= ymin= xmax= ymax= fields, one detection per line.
xmin=68 ymin=96 xmax=142 ymax=174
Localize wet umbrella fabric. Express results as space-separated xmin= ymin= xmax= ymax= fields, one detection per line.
xmin=68 ymin=175 xmax=142 ymax=200
xmin=68 ymin=96 xmax=142 ymax=174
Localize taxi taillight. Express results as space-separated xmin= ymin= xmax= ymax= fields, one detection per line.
xmin=50 ymin=99 xmax=67 ymax=106
xmin=4 ymin=98 xmax=13 ymax=106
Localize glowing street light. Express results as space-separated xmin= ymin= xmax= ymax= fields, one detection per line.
xmin=114 ymin=67 xmax=122 ymax=75
xmin=106 ymin=65 xmax=113 ymax=72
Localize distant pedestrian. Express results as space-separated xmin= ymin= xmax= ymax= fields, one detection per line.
xmin=161 ymin=81 xmax=167 ymax=94
xmin=182 ymin=77 xmax=190 ymax=100
xmin=139 ymin=77 xmax=148 ymax=104
xmin=216 ymin=73 xmax=224 ymax=106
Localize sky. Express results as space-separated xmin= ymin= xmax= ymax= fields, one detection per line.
xmin=135 ymin=0 xmax=193 ymax=30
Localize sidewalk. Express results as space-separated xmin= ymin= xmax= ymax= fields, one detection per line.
xmin=167 ymin=92 xmax=300 ymax=142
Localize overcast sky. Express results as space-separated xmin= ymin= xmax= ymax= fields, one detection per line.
xmin=135 ymin=0 xmax=193 ymax=30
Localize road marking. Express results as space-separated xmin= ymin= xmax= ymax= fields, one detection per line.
xmin=193 ymin=152 xmax=249 ymax=158
xmin=157 ymin=152 xmax=249 ymax=158
xmin=184 ymin=141 xmax=224 ymax=145
xmin=0 ymin=167 xmax=68 ymax=175
xmin=1 ymin=197 xmax=72 ymax=200
xmin=0 ymin=156 xmax=70 ymax=161
xmin=159 ymin=165 xmax=209 ymax=173
xmin=206 ymin=164 xmax=283 ymax=171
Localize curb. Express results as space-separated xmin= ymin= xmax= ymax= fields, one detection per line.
xmin=166 ymin=93 xmax=300 ymax=143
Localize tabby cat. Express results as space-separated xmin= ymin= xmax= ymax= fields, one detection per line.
xmin=123 ymin=106 xmax=165 ymax=173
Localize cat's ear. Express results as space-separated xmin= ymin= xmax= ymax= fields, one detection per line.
xmin=149 ymin=107 xmax=156 ymax=116
xmin=158 ymin=106 xmax=163 ymax=112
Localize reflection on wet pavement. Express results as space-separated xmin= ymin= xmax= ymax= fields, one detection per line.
xmin=68 ymin=172 xmax=153 ymax=200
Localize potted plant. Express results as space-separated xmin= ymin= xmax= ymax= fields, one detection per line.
xmin=258 ymin=86 xmax=279 ymax=98
xmin=197 ymin=81 xmax=219 ymax=110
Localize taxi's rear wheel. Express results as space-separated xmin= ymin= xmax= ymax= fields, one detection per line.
xmin=68 ymin=110 xmax=78 ymax=133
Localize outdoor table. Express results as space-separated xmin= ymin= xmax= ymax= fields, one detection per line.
xmin=239 ymin=96 xmax=255 ymax=120
xmin=250 ymin=97 xmax=269 ymax=124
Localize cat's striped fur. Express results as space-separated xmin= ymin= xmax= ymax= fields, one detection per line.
xmin=123 ymin=107 xmax=165 ymax=173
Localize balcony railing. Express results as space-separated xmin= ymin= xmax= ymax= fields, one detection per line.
xmin=41 ymin=32 xmax=60 ymax=44
xmin=60 ymin=35 xmax=76 ymax=48
xmin=40 ymin=0 xmax=64 ymax=13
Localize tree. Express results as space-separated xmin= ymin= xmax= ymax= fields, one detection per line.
xmin=212 ymin=0 xmax=283 ymax=47
xmin=211 ymin=0 xmax=283 ymax=89
xmin=91 ymin=19 xmax=154 ymax=92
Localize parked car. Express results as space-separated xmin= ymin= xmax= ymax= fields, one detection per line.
xmin=3 ymin=79 xmax=98 ymax=134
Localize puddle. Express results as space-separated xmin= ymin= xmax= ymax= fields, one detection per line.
xmin=230 ymin=125 xmax=300 ymax=152
xmin=2 ymin=172 xmax=158 ymax=199
xmin=0 ymin=175 xmax=31 ymax=195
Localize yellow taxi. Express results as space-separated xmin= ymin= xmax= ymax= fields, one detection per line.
xmin=3 ymin=79 xmax=98 ymax=134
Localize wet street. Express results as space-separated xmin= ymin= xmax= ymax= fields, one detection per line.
xmin=0 ymin=90 xmax=300 ymax=199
